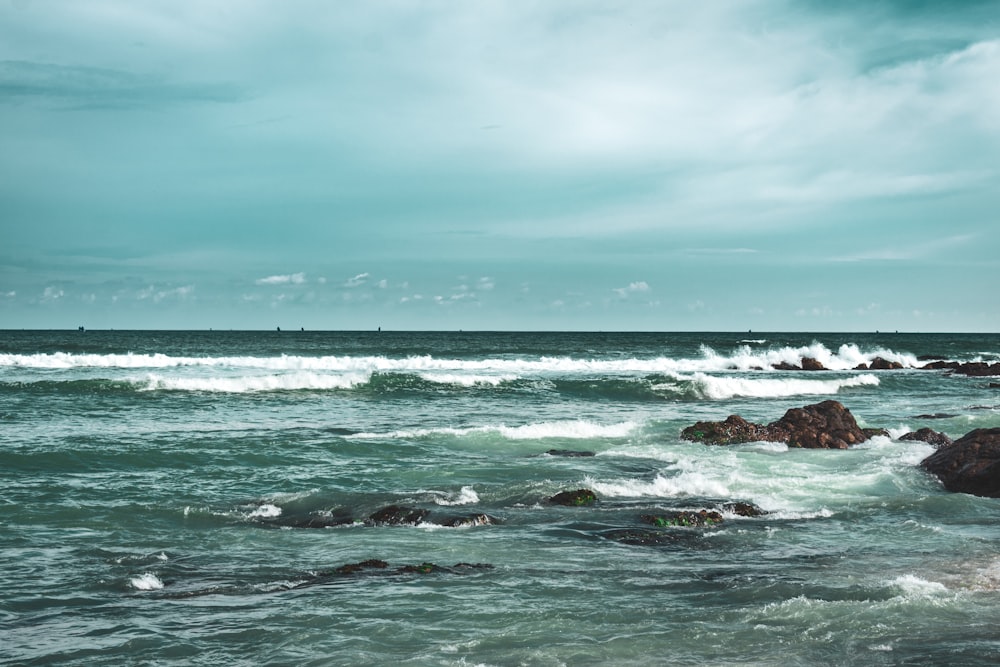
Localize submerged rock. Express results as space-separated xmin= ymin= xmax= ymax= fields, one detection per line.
xmin=335 ymin=559 xmax=390 ymax=575
xmin=900 ymin=428 xmax=953 ymax=448
xmin=545 ymin=449 xmax=596 ymax=457
xmin=640 ymin=510 xmax=723 ymax=528
xmin=681 ymin=400 xmax=868 ymax=449
xmin=920 ymin=428 xmax=1000 ymax=497
xmin=437 ymin=513 xmax=499 ymax=528
xmin=721 ymin=501 xmax=768 ymax=517
xmin=366 ymin=505 xmax=430 ymax=526
xmin=548 ymin=489 xmax=598 ymax=506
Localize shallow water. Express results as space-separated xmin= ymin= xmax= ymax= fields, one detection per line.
xmin=2 ymin=330 xmax=999 ymax=665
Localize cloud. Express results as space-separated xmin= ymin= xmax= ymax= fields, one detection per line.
xmin=256 ymin=273 xmax=306 ymax=285
xmin=41 ymin=286 xmax=64 ymax=301
xmin=344 ymin=272 xmax=369 ymax=287
xmin=0 ymin=60 xmax=245 ymax=109
xmin=614 ymin=281 xmax=650 ymax=298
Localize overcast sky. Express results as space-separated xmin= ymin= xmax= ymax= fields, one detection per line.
xmin=1 ymin=1 xmax=998 ymax=331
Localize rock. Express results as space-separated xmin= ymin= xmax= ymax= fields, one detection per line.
xmin=545 ymin=449 xmax=596 ymax=457
xmin=366 ymin=505 xmax=430 ymax=526
xmin=766 ymin=400 xmax=867 ymax=449
xmin=900 ymin=428 xmax=953 ymax=448
xmin=721 ymin=502 xmax=767 ymax=517
xmin=548 ymin=489 xmax=598 ymax=506
xmin=868 ymin=357 xmax=904 ymax=370
xmin=950 ymin=362 xmax=1000 ymax=377
xmin=335 ymin=559 xmax=389 ymax=575
xmin=854 ymin=363 xmax=870 ymax=370
xmin=917 ymin=355 xmax=948 ymax=361
xmin=913 ymin=413 xmax=958 ymax=420
xmin=270 ymin=513 xmax=355 ymax=529
xmin=862 ymin=427 xmax=891 ymax=439
xmin=598 ymin=528 xmax=684 ymax=546
xmin=990 ymin=383 xmax=1000 ymax=389
xmin=681 ymin=414 xmax=767 ymax=445
xmin=682 ymin=400 xmax=868 ymax=449
xmin=641 ymin=510 xmax=723 ymax=528
xmin=771 ymin=361 xmax=800 ymax=371
xmin=800 ymin=357 xmax=827 ymax=371
xmin=921 ymin=361 xmax=960 ymax=370
xmin=920 ymin=428 xmax=1000 ymax=497
xmin=437 ymin=513 xmax=498 ymax=527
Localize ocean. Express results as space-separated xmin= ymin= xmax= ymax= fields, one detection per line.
xmin=2 ymin=330 xmax=999 ymax=666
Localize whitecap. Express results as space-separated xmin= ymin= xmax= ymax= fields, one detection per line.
xmin=248 ymin=504 xmax=282 ymax=518
xmin=350 ymin=420 xmax=637 ymax=441
xmin=888 ymin=574 xmax=948 ymax=597
xmin=684 ymin=372 xmax=880 ymax=400
xmin=130 ymin=572 xmax=164 ymax=591
xmin=434 ymin=486 xmax=480 ymax=506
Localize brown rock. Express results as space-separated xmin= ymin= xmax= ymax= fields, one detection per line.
xmin=681 ymin=400 xmax=868 ymax=449
xmin=800 ymin=357 xmax=827 ymax=371
xmin=771 ymin=361 xmax=800 ymax=371
xmin=900 ymin=428 xmax=953 ymax=448
xmin=920 ymin=428 xmax=1000 ymax=497
xmin=869 ymin=357 xmax=903 ymax=370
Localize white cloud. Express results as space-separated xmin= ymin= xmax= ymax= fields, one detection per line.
xmin=41 ymin=286 xmax=64 ymax=301
xmin=344 ymin=272 xmax=369 ymax=287
xmin=614 ymin=281 xmax=650 ymax=298
xmin=256 ymin=272 xmax=306 ymax=285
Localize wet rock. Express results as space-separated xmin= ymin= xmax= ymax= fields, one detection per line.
xmin=641 ymin=510 xmax=723 ymax=528
xmin=598 ymin=528 xmax=683 ymax=546
xmin=913 ymin=413 xmax=958 ymax=420
xmin=771 ymin=361 xmax=800 ymax=371
xmin=399 ymin=562 xmax=440 ymax=574
xmin=548 ymin=489 xmax=598 ymax=506
xmin=990 ymin=383 xmax=1000 ymax=389
xmin=917 ymin=354 xmax=948 ymax=361
xmin=900 ymin=428 xmax=953 ymax=448
xmin=862 ymin=427 xmax=891 ymax=439
xmin=682 ymin=400 xmax=868 ymax=449
xmin=681 ymin=414 xmax=767 ymax=445
xmin=800 ymin=357 xmax=827 ymax=371
xmin=950 ymin=362 xmax=1000 ymax=377
xmin=366 ymin=505 xmax=430 ymax=526
xmin=335 ymin=559 xmax=389 ymax=575
xmin=868 ymin=357 xmax=904 ymax=370
xmin=920 ymin=428 xmax=1000 ymax=497
xmin=721 ymin=501 xmax=768 ymax=517
xmin=921 ymin=360 xmax=961 ymax=370
xmin=545 ymin=449 xmax=596 ymax=457
xmin=436 ymin=513 xmax=499 ymax=527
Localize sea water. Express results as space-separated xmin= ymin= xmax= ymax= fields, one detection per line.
xmin=2 ymin=330 xmax=999 ymax=666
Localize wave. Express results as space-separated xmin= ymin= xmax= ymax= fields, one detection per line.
xmin=0 ymin=342 xmax=923 ymax=374
xmin=349 ymin=420 xmax=638 ymax=441
xmin=677 ymin=372 xmax=880 ymax=400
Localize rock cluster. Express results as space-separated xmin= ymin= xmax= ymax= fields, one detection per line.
xmin=681 ymin=400 xmax=868 ymax=449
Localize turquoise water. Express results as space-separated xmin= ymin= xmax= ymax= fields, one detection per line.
xmin=2 ymin=330 xmax=1000 ymax=665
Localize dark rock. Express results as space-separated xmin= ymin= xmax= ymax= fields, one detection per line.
xmin=766 ymin=400 xmax=867 ymax=449
xmin=854 ymin=363 xmax=870 ymax=370
xmin=917 ymin=354 xmax=948 ymax=361
xmin=862 ymin=427 xmax=891 ymax=439
xmin=921 ymin=360 xmax=961 ymax=370
xmin=920 ymin=428 xmax=1000 ymax=497
xmin=598 ymin=528 xmax=683 ymax=546
xmin=437 ymin=513 xmax=499 ymax=527
xmin=681 ymin=414 xmax=766 ymax=445
xmin=868 ymin=357 xmax=904 ymax=370
xmin=548 ymin=488 xmax=598 ymax=506
xmin=900 ymin=428 xmax=953 ymax=448
xmin=950 ymin=362 xmax=1000 ymax=377
xmin=366 ymin=505 xmax=430 ymax=526
xmin=399 ymin=562 xmax=440 ymax=574
xmin=771 ymin=361 xmax=800 ymax=371
xmin=990 ymin=383 xmax=1000 ymax=389
xmin=682 ymin=400 xmax=868 ymax=449
xmin=913 ymin=413 xmax=958 ymax=420
xmin=641 ymin=510 xmax=723 ymax=528
xmin=335 ymin=559 xmax=389 ymax=575
xmin=721 ymin=502 xmax=768 ymax=517
xmin=800 ymin=357 xmax=827 ymax=371
xmin=545 ymin=449 xmax=596 ymax=457
xmin=271 ymin=513 xmax=355 ymax=529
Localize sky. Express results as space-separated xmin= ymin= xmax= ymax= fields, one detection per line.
xmin=1 ymin=1 xmax=998 ymax=332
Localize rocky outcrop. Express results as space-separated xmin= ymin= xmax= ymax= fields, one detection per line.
xmin=641 ymin=510 xmax=723 ymax=528
xmin=920 ymin=428 xmax=1000 ymax=497
xmin=921 ymin=361 xmax=1000 ymax=376
xmin=366 ymin=505 xmax=430 ymax=526
xmin=900 ymin=428 xmax=953 ymax=448
xmin=721 ymin=501 xmax=768 ymax=517
xmin=437 ymin=513 xmax=499 ymax=527
xmin=681 ymin=400 xmax=868 ymax=449
xmin=801 ymin=357 xmax=827 ymax=371
xmin=548 ymin=489 xmax=598 ymax=506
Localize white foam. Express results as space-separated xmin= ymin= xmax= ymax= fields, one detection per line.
xmin=889 ymin=574 xmax=948 ymax=597
xmin=130 ymin=573 xmax=164 ymax=591
xmin=587 ymin=472 xmax=731 ymax=498
xmin=248 ymin=504 xmax=282 ymax=518
xmin=434 ymin=486 xmax=480 ymax=506
xmin=0 ymin=342 xmax=922 ymax=374
xmin=351 ymin=420 xmax=637 ymax=441
xmin=685 ymin=372 xmax=879 ymax=399
xmin=140 ymin=371 xmax=369 ymax=393
xmin=418 ymin=373 xmax=518 ymax=387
